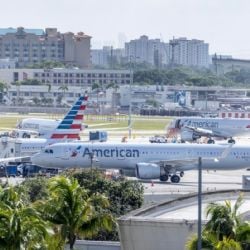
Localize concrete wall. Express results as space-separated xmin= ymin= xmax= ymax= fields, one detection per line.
xmin=65 ymin=240 xmax=120 ymax=250
xmin=118 ymin=219 xmax=197 ymax=250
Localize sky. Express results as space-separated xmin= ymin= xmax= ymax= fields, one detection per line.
xmin=2 ymin=0 xmax=250 ymax=58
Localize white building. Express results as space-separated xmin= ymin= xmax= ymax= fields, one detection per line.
xmin=170 ymin=37 xmax=209 ymax=68
xmin=0 ymin=58 xmax=17 ymax=69
xmin=91 ymin=46 xmax=125 ymax=67
xmin=118 ymin=190 xmax=250 ymax=250
xmin=0 ymin=68 xmax=132 ymax=87
xmin=125 ymin=35 xmax=170 ymax=67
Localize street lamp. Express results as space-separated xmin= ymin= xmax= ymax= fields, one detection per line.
xmin=128 ymin=55 xmax=135 ymax=139
xmin=89 ymin=151 xmax=95 ymax=181
xmin=198 ymin=156 xmax=202 ymax=250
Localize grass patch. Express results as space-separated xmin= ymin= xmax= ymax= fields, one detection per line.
xmin=0 ymin=114 xmax=172 ymax=131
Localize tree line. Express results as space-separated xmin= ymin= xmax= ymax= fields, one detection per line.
xmin=0 ymin=170 xmax=144 ymax=249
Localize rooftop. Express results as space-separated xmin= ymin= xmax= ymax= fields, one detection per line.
xmin=121 ymin=190 xmax=250 ymax=223
xmin=0 ymin=28 xmax=45 ymax=36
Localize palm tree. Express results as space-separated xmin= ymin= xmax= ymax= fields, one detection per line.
xmin=0 ymin=82 xmax=7 ymax=93
xmin=39 ymin=176 xmax=113 ymax=250
xmin=0 ymin=186 xmax=52 ymax=250
xmin=186 ymin=194 xmax=250 ymax=250
xmin=46 ymin=83 xmax=52 ymax=93
xmin=205 ymin=195 xmax=243 ymax=241
xmin=58 ymin=84 xmax=68 ymax=98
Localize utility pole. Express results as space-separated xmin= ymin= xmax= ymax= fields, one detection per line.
xmin=198 ymin=157 xmax=202 ymax=250
xmin=89 ymin=152 xmax=94 ymax=181
xmin=128 ymin=55 xmax=133 ymax=139
xmin=169 ymin=37 xmax=178 ymax=67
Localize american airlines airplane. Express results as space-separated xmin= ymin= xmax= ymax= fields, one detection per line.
xmin=31 ymin=142 xmax=248 ymax=183
xmin=16 ymin=95 xmax=88 ymax=138
xmin=5 ymin=94 xmax=88 ymax=157
xmin=167 ymin=117 xmax=250 ymax=144
xmin=16 ymin=118 xmax=61 ymax=138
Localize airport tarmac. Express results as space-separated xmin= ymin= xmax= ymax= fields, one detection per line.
xmin=142 ymin=169 xmax=248 ymax=203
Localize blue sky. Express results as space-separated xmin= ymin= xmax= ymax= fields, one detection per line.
xmin=2 ymin=0 xmax=250 ymax=58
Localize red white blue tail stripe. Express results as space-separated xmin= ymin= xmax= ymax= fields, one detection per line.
xmin=49 ymin=95 xmax=88 ymax=140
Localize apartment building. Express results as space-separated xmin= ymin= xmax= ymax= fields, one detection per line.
xmin=91 ymin=46 xmax=125 ymax=67
xmin=0 ymin=27 xmax=91 ymax=68
xmin=169 ymin=37 xmax=209 ymax=67
xmin=125 ymin=35 xmax=170 ymax=67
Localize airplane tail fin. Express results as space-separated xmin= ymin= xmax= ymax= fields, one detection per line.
xmin=48 ymin=94 xmax=88 ymax=142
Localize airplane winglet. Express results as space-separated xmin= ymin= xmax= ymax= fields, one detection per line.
xmin=213 ymin=143 xmax=234 ymax=162
xmin=220 ymin=143 xmax=234 ymax=159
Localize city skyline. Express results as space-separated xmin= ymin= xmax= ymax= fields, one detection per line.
xmin=1 ymin=0 xmax=250 ymax=58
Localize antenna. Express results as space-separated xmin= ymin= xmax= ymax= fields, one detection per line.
xmin=169 ymin=36 xmax=178 ymax=67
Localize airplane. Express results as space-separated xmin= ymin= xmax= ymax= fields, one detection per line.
xmin=15 ymin=96 xmax=88 ymax=138
xmin=16 ymin=118 xmax=61 ymax=138
xmin=30 ymin=142 xmax=248 ymax=183
xmin=1 ymin=94 xmax=88 ymax=157
xmin=167 ymin=117 xmax=250 ymax=144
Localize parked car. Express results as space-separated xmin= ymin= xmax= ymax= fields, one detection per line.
xmin=149 ymin=135 xmax=167 ymax=143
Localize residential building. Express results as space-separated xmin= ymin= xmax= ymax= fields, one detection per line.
xmin=0 ymin=27 xmax=91 ymax=68
xmin=125 ymin=35 xmax=170 ymax=67
xmin=91 ymin=46 xmax=125 ymax=68
xmin=169 ymin=37 xmax=209 ymax=68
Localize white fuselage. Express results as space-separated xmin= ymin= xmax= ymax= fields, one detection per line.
xmin=15 ymin=138 xmax=48 ymax=157
xmin=31 ymin=142 xmax=250 ymax=171
xmin=168 ymin=117 xmax=250 ymax=138
xmin=17 ymin=118 xmax=60 ymax=138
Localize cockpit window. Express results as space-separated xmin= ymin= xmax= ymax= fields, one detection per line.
xmin=45 ymin=149 xmax=54 ymax=154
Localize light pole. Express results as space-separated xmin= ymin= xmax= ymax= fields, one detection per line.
xmin=89 ymin=152 xmax=94 ymax=181
xmin=197 ymin=156 xmax=202 ymax=250
xmin=128 ymin=56 xmax=133 ymax=139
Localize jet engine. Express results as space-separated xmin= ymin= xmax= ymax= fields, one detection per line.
xmin=180 ymin=130 xmax=200 ymax=142
xmin=136 ymin=163 xmax=161 ymax=179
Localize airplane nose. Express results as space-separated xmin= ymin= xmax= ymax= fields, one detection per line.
xmin=31 ymin=153 xmax=42 ymax=166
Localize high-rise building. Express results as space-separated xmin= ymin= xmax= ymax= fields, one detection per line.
xmin=91 ymin=46 xmax=125 ymax=68
xmin=125 ymin=36 xmax=209 ymax=68
xmin=0 ymin=27 xmax=91 ymax=68
xmin=125 ymin=35 xmax=170 ymax=67
xmin=169 ymin=37 xmax=209 ymax=68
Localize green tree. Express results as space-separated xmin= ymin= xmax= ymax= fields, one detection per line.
xmin=73 ymin=169 xmax=144 ymax=241
xmin=39 ymin=176 xmax=113 ymax=250
xmin=0 ymin=82 xmax=7 ymax=93
xmin=19 ymin=177 xmax=49 ymax=202
xmin=186 ymin=194 xmax=250 ymax=250
xmin=58 ymin=84 xmax=68 ymax=97
xmin=0 ymin=186 xmax=52 ymax=250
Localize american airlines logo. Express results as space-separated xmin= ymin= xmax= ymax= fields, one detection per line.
xmin=184 ymin=120 xmax=219 ymax=129
xmin=71 ymin=145 xmax=82 ymax=157
xmin=82 ymin=147 xmax=140 ymax=158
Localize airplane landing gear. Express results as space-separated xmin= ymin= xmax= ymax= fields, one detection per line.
xmin=228 ymin=138 xmax=235 ymax=144
xmin=180 ymin=171 xmax=184 ymax=177
xmin=170 ymin=175 xmax=180 ymax=183
xmin=207 ymin=139 xmax=215 ymax=144
xmin=159 ymin=174 xmax=168 ymax=182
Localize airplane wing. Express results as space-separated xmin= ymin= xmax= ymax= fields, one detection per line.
xmin=84 ymin=123 xmax=130 ymax=131
xmin=0 ymin=156 xmax=31 ymax=165
xmin=0 ymin=128 xmax=39 ymax=135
